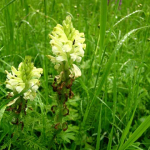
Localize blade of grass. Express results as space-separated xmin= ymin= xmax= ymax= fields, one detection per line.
xmin=96 ymin=103 xmax=102 ymax=150
xmin=29 ymin=5 xmax=58 ymax=24
xmin=0 ymin=86 xmax=7 ymax=95
xmin=37 ymin=93 xmax=47 ymax=141
xmin=107 ymin=126 xmax=114 ymax=150
xmin=0 ymin=91 xmax=25 ymax=110
xmin=0 ymin=83 xmax=41 ymax=110
xmin=118 ymin=105 xmax=137 ymax=150
xmin=0 ymin=131 xmax=9 ymax=143
xmin=119 ymin=115 xmax=150 ymax=150
xmin=107 ymin=51 xmax=117 ymax=150
xmin=95 ymin=0 xmax=107 ymax=149
xmin=99 ymin=0 xmax=107 ymax=60
xmin=0 ymin=0 xmax=16 ymax=12
xmin=83 ymin=26 xmax=150 ymax=125
xmin=97 ymin=97 xmax=123 ymax=124
xmin=117 ymin=35 xmax=149 ymax=150
xmin=43 ymin=0 xmax=49 ymax=105
xmin=113 ymin=10 xmax=143 ymax=28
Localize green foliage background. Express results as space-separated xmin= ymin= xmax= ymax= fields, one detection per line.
xmin=0 ymin=0 xmax=150 ymax=149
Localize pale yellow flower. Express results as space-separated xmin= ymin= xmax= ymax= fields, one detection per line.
xmin=5 ymin=56 xmax=43 ymax=106
xmin=47 ymin=16 xmax=86 ymax=80
xmin=69 ymin=64 xmax=81 ymax=79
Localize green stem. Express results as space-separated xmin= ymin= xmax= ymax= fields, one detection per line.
xmin=55 ymin=96 xmax=64 ymax=125
xmin=54 ymin=66 xmax=71 ymax=128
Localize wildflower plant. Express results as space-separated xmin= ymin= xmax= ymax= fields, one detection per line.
xmin=5 ymin=56 xmax=43 ymax=128
xmin=47 ymin=16 xmax=86 ymax=131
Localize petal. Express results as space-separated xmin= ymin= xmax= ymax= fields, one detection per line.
xmin=47 ymin=55 xmax=56 ymax=64
xmin=11 ymin=66 xmax=19 ymax=76
xmin=56 ymin=54 xmax=67 ymax=62
xmin=70 ymin=64 xmax=81 ymax=78
xmin=16 ymin=83 xmax=25 ymax=93
xmin=7 ymin=97 xmax=19 ymax=106
xmin=6 ymin=83 xmax=13 ymax=90
xmin=32 ymin=67 xmax=43 ymax=78
xmin=5 ymin=70 xmax=13 ymax=80
xmin=32 ymin=84 xmax=39 ymax=92
xmin=18 ymin=62 xmax=23 ymax=71
xmin=62 ymin=43 xmax=72 ymax=52
xmin=76 ymin=56 xmax=81 ymax=62
xmin=73 ymin=64 xmax=81 ymax=78
xmin=24 ymin=90 xmax=36 ymax=100
xmin=70 ymin=53 xmax=77 ymax=62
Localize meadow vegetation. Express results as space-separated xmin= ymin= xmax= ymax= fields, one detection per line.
xmin=0 ymin=0 xmax=150 ymax=149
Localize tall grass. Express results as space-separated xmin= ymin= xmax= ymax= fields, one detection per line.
xmin=0 ymin=0 xmax=150 ymax=149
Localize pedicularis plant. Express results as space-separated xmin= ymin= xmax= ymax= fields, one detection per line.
xmin=5 ymin=56 xmax=43 ymax=129
xmin=1 ymin=0 xmax=150 ymax=149
xmin=47 ymin=15 xmax=86 ymax=131
xmin=2 ymin=16 xmax=85 ymax=146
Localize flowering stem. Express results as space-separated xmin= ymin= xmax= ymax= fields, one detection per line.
xmin=52 ymin=68 xmax=74 ymax=130
xmin=8 ymin=96 xmax=27 ymax=130
xmin=56 ymin=97 xmax=63 ymax=124
xmin=48 ymin=16 xmax=85 ymax=131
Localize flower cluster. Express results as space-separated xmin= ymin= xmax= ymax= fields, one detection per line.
xmin=5 ymin=56 xmax=43 ymax=106
xmin=47 ymin=16 xmax=86 ymax=81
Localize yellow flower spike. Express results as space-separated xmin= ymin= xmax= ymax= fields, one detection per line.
xmin=5 ymin=56 xmax=43 ymax=106
xmin=48 ymin=16 xmax=86 ymax=128
xmin=48 ymin=15 xmax=86 ymax=80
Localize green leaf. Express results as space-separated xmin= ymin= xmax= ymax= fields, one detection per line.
xmin=119 ymin=115 xmax=150 ymax=150
xmin=58 ymin=125 xmax=78 ymax=143
xmin=61 ymin=132 xmax=76 ymax=143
